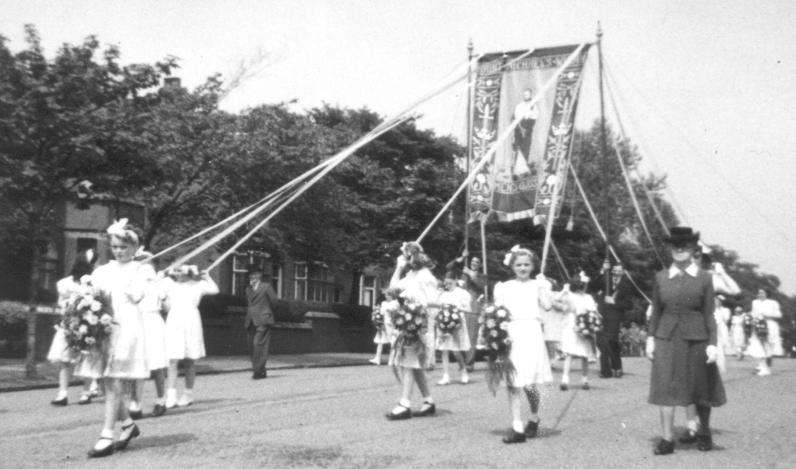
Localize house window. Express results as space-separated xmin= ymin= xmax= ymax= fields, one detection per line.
xmin=232 ymin=251 xmax=281 ymax=298
xmin=294 ymin=262 xmax=307 ymax=301
xmin=294 ymin=262 xmax=342 ymax=303
xmin=359 ymin=275 xmax=379 ymax=307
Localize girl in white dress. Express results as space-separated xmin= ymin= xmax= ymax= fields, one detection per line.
xmin=436 ymin=271 xmax=472 ymax=385
xmin=163 ymin=265 xmax=218 ymax=408
xmin=128 ymin=251 xmax=169 ymax=418
xmin=747 ymin=288 xmax=783 ymax=376
xmin=370 ymin=289 xmax=397 ymax=365
xmin=493 ymin=246 xmax=553 ymax=444
xmin=729 ymin=307 xmax=746 ymax=359
xmin=78 ymin=220 xmax=150 ymax=458
xmin=47 ymin=251 xmax=99 ymax=406
xmin=386 ymin=242 xmax=437 ymax=420
xmin=555 ymin=277 xmax=598 ymax=391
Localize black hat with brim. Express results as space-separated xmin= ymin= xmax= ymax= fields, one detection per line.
xmin=664 ymin=226 xmax=700 ymax=245
xmin=246 ymin=264 xmax=264 ymax=274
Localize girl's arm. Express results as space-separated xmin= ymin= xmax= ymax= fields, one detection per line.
xmin=199 ymin=271 xmax=220 ymax=296
xmin=536 ymin=275 xmax=553 ymax=310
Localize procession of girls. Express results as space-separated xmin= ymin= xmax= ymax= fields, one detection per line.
xmin=377 ymin=242 xmax=608 ymax=444
xmin=46 ymin=219 xmax=217 ymax=458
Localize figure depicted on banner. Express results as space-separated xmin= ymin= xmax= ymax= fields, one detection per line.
xmin=510 ymin=88 xmax=539 ymax=175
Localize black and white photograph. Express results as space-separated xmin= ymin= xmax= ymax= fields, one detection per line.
xmin=0 ymin=1 xmax=794 ymax=467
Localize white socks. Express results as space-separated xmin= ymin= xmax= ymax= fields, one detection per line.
xmin=512 ymin=420 xmax=525 ymax=433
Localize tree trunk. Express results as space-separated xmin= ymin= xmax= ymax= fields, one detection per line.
xmin=25 ymin=239 xmax=41 ymax=379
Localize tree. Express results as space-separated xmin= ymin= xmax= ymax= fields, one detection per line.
xmin=0 ymin=25 xmax=175 ymax=376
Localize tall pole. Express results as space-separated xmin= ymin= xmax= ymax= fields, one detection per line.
xmin=597 ymin=22 xmax=611 ymax=295
xmin=464 ymin=39 xmax=474 ymax=255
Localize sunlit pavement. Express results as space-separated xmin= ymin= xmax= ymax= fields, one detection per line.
xmin=1 ymin=356 xmax=794 ymax=468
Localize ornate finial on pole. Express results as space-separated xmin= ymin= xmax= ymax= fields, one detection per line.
xmin=596 ymin=21 xmax=603 ymax=40
xmin=467 ymin=38 xmax=474 ymax=55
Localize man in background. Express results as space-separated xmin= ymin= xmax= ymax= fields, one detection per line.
xmin=245 ymin=264 xmax=278 ymax=380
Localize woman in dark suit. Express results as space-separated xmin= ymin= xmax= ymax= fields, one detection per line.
xmin=646 ymin=227 xmax=726 ymax=455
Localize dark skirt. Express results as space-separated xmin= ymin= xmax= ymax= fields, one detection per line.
xmin=648 ymin=331 xmax=727 ymax=407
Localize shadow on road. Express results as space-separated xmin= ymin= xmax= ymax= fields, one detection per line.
xmin=127 ymin=432 xmax=197 ymax=451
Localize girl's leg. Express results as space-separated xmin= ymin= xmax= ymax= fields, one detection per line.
xmin=581 ymin=358 xmax=590 ymax=388
xmin=166 ymin=360 xmax=179 ymax=407
xmin=371 ymin=343 xmax=384 ymax=364
xmin=54 ymin=363 xmax=70 ymax=401
xmin=524 ymin=384 xmax=540 ymax=418
xmin=659 ymin=406 xmax=675 ymax=441
xmin=152 ymin=369 xmax=166 ymax=399
xmin=453 ymin=352 xmax=469 ymax=383
xmin=508 ymin=387 xmax=524 ymax=432
xmin=438 ymin=351 xmax=451 ymax=384
xmin=177 ymin=359 xmax=196 ymax=406
xmin=561 ymin=355 xmax=572 ymax=389
xmin=412 ymin=369 xmax=432 ymax=402
xmin=128 ymin=379 xmax=143 ymax=416
xmin=387 ymin=367 xmax=415 ymax=417
xmin=92 ymin=378 xmax=121 ymax=452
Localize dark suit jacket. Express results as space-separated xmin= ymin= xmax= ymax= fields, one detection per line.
xmin=648 ymin=268 xmax=716 ymax=344
xmin=597 ymin=279 xmax=632 ymax=337
xmin=245 ymin=282 xmax=278 ymax=328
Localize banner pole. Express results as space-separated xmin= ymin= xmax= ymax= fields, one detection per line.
xmin=464 ymin=39 xmax=474 ymax=256
xmin=480 ymin=217 xmax=489 ymax=301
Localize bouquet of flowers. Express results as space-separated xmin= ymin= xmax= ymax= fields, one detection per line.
xmin=390 ymin=297 xmax=427 ymax=345
xmin=60 ymin=291 xmax=113 ymax=354
xmin=754 ymin=318 xmax=768 ymax=342
xmin=480 ymin=303 xmax=514 ymax=394
xmin=575 ymin=309 xmax=603 ymax=337
xmin=436 ymin=304 xmax=463 ymax=335
xmin=742 ymin=313 xmax=754 ymax=339
xmin=371 ymin=306 xmax=385 ymax=331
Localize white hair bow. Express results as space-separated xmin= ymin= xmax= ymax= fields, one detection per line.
xmin=106 ymin=218 xmax=130 ymax=238
xmin=503 ymin=245 xmax=522 ymax=266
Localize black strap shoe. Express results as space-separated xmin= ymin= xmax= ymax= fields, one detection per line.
xmin=412 ymin=402 xmax=436 ymax=417
xmin=502 ymin=429 xmax=527 ymax=444
xmin=524 ymin=419 xmax=540 ymax=438
xmin=696 ymin=433 xmax=713 ymax=451
xmin=87 ymin=438 xmax=114 ymax=458
xmin=152 ymin=404 xmax=166 ymax=417
xmin=385 ymin=405 xmax=412 ymax=421
xmin=50 ymin=397 xmax=67 ymax=406
xmin=114 ymin=423 xmax=140 ymax=450
xmin=654 ymin=439 xmax=674 ymax=455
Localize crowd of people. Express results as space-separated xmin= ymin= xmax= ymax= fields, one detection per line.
xmin=369 ymin=227 xmax=786 ymax=454
xmin=46 ymin=219 xmax=218 ymax=457
xmin=47 ymin=219 xmax=786 ymax=458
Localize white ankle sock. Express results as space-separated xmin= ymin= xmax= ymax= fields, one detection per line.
xmin=55 ymin=390 xmax=68 ymax=400
xmin=512 ymin=420 xmax=524 ymax=433
xmin=398 ymin=398 xmax=411 ymax=408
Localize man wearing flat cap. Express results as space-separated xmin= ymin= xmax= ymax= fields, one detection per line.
xmin=245 ymin=264 xmax=278 ymax=379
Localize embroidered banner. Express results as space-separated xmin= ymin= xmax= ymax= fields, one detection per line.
xmin=468 ymin=45 xmax=589 ymax=223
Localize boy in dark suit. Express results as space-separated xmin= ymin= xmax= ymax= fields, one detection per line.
xmin=245 ymin=264 xmax=278 ymax=379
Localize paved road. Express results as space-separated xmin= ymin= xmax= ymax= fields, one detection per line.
xmin=0 ymin=357 xmax=794 ymax=468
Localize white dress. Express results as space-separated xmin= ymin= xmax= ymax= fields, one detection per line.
xmin=558 ymin=292 xmax=597 ymax=360
xmin=46 ymin=277 xmax=86 ymax=363
xmin=493 ymin=279 xmax=553 ymax=387
xmin=747 ymin=298 xmax=783 ymax=358
xmin=730 ymin=314 xmax=745 ymax=355
xmin=164 ymin=277 xmax=218 ymax=360
xmin=75 ymin=260 xmax=150 ymax=379
xmin=139 ymin=267 xmax=168 ymax=371
xmin=373 ymin=299 xmax=396 ymax=345
xmin=388 ymin=268 xmax=438 ymax=369
xmin=715 ymin=306 xmax=731 ymax=355
xmin=435 ymin=287 xmax=472 ymax=352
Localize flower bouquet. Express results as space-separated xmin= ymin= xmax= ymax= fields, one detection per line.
xmin=575 ymin=309 xmax=603 ymax=337
xmin=754 ymin=318 xmax=768 ymax=342
xmin=480 ymin=303 xmax=514 ymax=394
xmin=371 ymin=306 xmax=385 ymax=331
xmin=436 ymin=304 xmax=463 ymax=336
xmin=742 ymin=313 xmax=754 ymax=339
xmin=60 ymin=291 xmax=113 ymax=354
xmin=389 ymin=295 xmax=429 ymax=374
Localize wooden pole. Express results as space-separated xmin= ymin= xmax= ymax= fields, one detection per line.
xmin=597 ymin=22 xmax=612 ymax=294
xmin=464 ymin=39 xmax=474 ymax=255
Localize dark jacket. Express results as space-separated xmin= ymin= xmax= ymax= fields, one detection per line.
xmin=597 ymin=278 xmax=632 ymax=336
xmin=648 ymin=267 xmax=716 ymax=344
xmin=245 ymin=281 xmax=278 ymax=327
